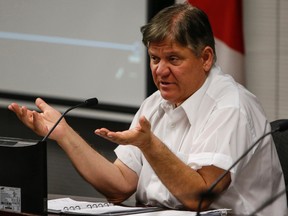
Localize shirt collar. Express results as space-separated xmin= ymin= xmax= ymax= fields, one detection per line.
xmin=181 ymin=67 xmax=215 ymax=124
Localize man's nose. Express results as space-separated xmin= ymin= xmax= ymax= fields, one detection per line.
xmin=155 ymin=60 xmax=169 ymax=76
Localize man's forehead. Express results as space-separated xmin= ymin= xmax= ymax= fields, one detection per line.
xmin=148 ymin=40 xmax=191 ymax=55
xmin=148 ymin=38 xmax=176 ymax=47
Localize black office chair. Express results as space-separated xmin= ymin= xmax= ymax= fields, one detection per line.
xmin=270 ymin=119 xmax=288 ymax=205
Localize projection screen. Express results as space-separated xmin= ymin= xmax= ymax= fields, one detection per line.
xmin=0 ymin=0 xmax=147 ymax=112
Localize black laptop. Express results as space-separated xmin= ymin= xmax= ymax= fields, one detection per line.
xmin=0 ymin=137 xmax=47 ymax=215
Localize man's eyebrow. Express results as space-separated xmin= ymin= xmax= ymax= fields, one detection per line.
xmin=163 ymin=51 xmax=181 ymax=57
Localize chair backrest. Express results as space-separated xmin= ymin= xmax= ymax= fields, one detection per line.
xmin=270 ymin=119 xmax=288 ymax=205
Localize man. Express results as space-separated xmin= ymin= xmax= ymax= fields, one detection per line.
xmin=8 ymin=3 xmax=287 ymax=215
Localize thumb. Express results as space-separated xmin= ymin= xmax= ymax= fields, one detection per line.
xmin=35 ymin=98 xmax=52 ymax=112
xmin=138 ymin=116 xmax=151 ymax=132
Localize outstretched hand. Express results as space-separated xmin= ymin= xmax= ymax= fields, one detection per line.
xmin=8 ymin=98 xmax=66 ymax=140
xmin=95 ymin=116 xmax=154 ymax=149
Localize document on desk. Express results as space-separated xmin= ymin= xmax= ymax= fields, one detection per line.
xmin=47 ymin=197 xmax=161 ymax=215
xmin=48 ymin=198 xmax=230 ymax=215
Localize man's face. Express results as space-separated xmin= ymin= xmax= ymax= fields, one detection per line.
xmin=148 ymin=39 xmax=209 ymax=106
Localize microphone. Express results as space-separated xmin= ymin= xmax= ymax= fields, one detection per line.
xmin=196 ymin=120 xmax=288 ymax=216
xmin=41 ymin=98 xmax=98 ymax=142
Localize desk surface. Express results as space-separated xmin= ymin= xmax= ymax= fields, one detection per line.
xmin=1 ymin=194 xmax=231 ymax=216
xmin=47 ymin=194 xmax=231 ymax=216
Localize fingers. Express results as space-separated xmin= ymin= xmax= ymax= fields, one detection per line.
xmin=95 ymin=127 xmax=127 ymax=144
xmin=8 ymin=103 xmax=21 ymax=114
xmin=8 ymin=103 xmax=29 ymax=120
xmin=94 ymin=116 xmax=152 ymax=147
xmin=8 ymin=98 xmax=47 ymax=115
xmin=95 ymin=128 xmax=111 ymax=137
xmin=32 ymin=111 xmax=48 ymax=136
xmin=8 ymin=104 xmax=34 ymax=130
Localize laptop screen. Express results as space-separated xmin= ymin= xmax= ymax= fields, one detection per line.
xmin=0 ymin=137 xmax=47 ymax=215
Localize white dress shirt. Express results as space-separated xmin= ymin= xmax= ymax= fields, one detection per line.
xmin=115 ymin=66 xmax=287 ymax=215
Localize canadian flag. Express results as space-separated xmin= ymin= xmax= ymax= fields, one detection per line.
xmin=188 ymin=0 xmax=245 ymax=84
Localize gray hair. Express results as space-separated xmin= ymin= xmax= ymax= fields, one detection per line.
xmin=141 ymin=3 xmax=217 ymax=63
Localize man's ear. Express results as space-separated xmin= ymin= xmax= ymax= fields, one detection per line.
xmin=202 ymin=46 xmax=214 ymax=72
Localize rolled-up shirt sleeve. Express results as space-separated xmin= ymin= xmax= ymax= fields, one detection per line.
xmin=115 ymin=145 xmax=143 ymax=176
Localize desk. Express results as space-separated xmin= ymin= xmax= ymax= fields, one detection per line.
xmin=1 ymin=194 xmax=231 ymax=216
xmin=1 ymin=194 xmax=134 ymax=216
xmin=0 ymin=211 xmax=34 ymax=216
xmin=47 ymin=194 xmax=230 ymax=216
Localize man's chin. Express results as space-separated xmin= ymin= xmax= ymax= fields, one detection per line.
xmin=159 ymin=92 xmax=175 ymax=103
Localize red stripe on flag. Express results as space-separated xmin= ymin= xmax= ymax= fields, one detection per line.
xmin=188 ymin=0 xmax=244 ymax=54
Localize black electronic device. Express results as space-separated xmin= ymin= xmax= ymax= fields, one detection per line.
xmin=0 ymin=137 xmax=47 ymax=215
